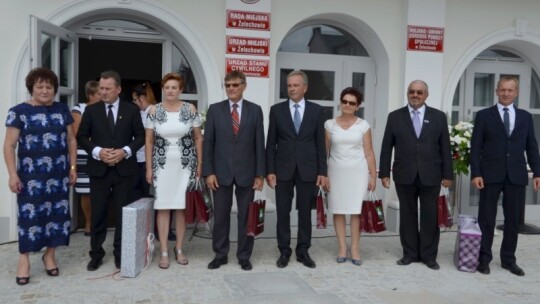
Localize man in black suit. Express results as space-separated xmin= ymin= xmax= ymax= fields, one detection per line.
xmin=266 ymin=70 xmax=327 ymax=269
xmin=203 ymin=71 xmax=265 ymax=271
xmin=471 ymin=76 xmax=540 ymax=276
xmin=77 ymin=70 xmax=145 ymax=271
xmin=379 ymin=80 xmax=453 ymax=270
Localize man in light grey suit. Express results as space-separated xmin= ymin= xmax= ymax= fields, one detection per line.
xmin=379 ymin=80 xmax=453 ymax=270
xmin=203 ymin=71 xmax=265 ymax=271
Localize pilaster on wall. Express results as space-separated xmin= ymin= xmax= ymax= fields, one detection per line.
xmin=403 ymin=0 xmax=446 ymax=110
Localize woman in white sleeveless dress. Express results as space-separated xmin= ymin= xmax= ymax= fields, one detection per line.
xmin=325 ymin=87 xmax=377 ymax=266
xmin=145 ymin=73 xmax=202 ymax=269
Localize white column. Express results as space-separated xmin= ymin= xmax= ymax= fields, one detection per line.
xmin=403 ymin=0 xmax=446 ymax=109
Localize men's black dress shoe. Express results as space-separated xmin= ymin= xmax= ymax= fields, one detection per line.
xmin=424 ymin=260 xmax=440 ymax=270
xmin=239 ymin=260 xmax=252 ymax=271
xmin=208 ymin=257 xmax=228 ymax=270
xmin=87 ymin=259 xmax=103 ymax=271
xmin=296 ymin=253 xmax=316 ymax=268
xmin=476 ymin=263 xmax=490 ymax=275
xmin=276 ymin=255 xmax=290 ymax=268
xmin=501 ymin=263 xmax=525 ymax=276
xmin=396 ymin=257 xmax=419 ymax=266
xmin=115 ymin=257 xmax=121 ymax=269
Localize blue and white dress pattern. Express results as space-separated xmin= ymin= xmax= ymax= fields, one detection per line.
xmin=6 ymin=102 xmax=73 ymax=253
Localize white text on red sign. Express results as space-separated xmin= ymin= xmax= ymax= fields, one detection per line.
xmin=226 ymin=36 xmax=270 ymax=56
xmin=226 ymin=58 xmax=269 ymax=78
xmin=227 ymin=10 xmax=271 ymax=31
xmin=407 ymin=25 xmax=444 ymax=52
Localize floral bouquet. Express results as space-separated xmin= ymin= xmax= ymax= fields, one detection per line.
xmin=449 ymin=121 xmax=473 ymax=176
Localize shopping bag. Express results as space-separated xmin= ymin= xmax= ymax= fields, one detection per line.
xmin=453 ymin=214 xmax=482 ymax=272
xmin=361 ymin=191 xmax=386 ymax=233
xmin=316 ymin=187 xmax=327 ymax=229
xmin=193 ymin=179 xmax=213 ymax=223
xmin=185 ymin=182 xmax=197 ymax=224
xmin=438 ymin=187 xmax=453 ymax=228
xmin=247 ymin=192 xmax=266 ymax=236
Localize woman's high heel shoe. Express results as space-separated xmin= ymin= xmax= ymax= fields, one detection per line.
xmin=158 ymin=251 xmax=169 ymax=269
xmin=175 ymin=248 xmax=188 ymax=265
xmin=42 ymin=254 xmax=59 ymax=276
xmin=16 ymin=276 xmax=30 ymax=285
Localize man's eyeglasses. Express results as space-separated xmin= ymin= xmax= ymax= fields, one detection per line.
xmin=408 ymin=90 xmax=425 ymax=95
xmin=225 ymin=83 xmax=244 ymax=88
xmin=340 ymin=99 xmax=358 ymax=106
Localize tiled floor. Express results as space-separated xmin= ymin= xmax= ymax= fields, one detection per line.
xmin=1 ymin=223 xmax=539 ymax=303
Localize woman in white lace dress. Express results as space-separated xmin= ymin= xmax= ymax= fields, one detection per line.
xmin=325 ymin=87 xmax=377 ymax=266
xmin=145 ymin=73 xmax=202 ymax=269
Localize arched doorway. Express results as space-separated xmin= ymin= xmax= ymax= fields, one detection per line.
xmin=451 ymin=47 xmax=540 ymax=220
xmin=15 ymin=1 xmax=222 ymax=235
xmin=276 ymin=24 xmax=376 ymax=128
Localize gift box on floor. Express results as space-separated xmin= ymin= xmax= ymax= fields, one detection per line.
xmin=121 ymin=198 xmax=155 ymax=278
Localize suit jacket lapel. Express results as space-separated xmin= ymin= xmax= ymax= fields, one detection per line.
xmin=283 ymin=100 xmax=297 ymax=135
xmin=220 ymin=100 xmax=236 ymax=138
xmin=401 ymin=107 xmax=417 ymax=138
xmin=489 ymin=105 xmax=508 ymax=136
xmin=236 ymin=100 xmax=250 ymax=138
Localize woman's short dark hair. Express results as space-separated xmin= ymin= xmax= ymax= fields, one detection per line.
xmin=161 ymin=72 xmax=185 ymax=90
xmin=133 ymin=82 xmax=157 ymax=105
xmin=340 ymin=87 xmax=364 ymax=105
xmin=25 ymin=67 xmax=59 ymax=94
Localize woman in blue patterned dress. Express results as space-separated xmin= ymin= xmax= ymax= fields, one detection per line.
xmin=145 ymin=73 xmax=202 ymax=269
xmin=3 ymin=68 xmax=77 ymax=285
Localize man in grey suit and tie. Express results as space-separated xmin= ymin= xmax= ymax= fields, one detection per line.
xmin=203 ymin=71 xmax=265 ymax=271
xmin=266 ymin=70 xmax=327 ymax=269
xmin=379 ymin=80 xmax=453 ymax=270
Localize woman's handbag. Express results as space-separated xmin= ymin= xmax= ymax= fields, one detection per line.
xmin=438 ymin=187 xmax=453 ymax=228
xmin=361 ymin=191 xmax=386 ymax=233
xmin=247 ymin=191 xmax=265 ymax=236
xmin=316 ymin=187 xmax=327 ymax=229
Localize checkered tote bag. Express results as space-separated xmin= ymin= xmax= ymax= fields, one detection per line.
xmin=453 ymin=214 xmax=482 ymax=272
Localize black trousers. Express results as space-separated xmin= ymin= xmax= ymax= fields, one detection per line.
xmin=212 ymin=182 xmax=255 ymax=261
xmin=395 ymin=176 xmax=441 ymax=262
xmin=477 ymin=179 xmax=523 ymax=265
xmin=89 ymin=167 xmax=133 ymax=260
xmin=275 ymin=169 xmax=317 ymax=257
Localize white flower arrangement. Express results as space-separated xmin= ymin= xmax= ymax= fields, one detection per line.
xmin=449 ymin=121 xmax=474 ymax=175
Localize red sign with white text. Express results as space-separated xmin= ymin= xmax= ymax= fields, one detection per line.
xmin=407 ymin=25 xmax=444 ymax=52
xmin=226 ymin=36 xmax=269 ymax=56
xmin=226 ymin=58 xmax=269 ymax=78
xmin=227 ymin=9 xmax=271 ymax=31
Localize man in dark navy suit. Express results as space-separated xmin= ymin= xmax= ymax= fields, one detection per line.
xmin=471 ymin=76 xmax=540 ymax=276
xmin=266 ymin=70 xmax=327 ymax=269
xmin=379 ymin=80 xmax=453 ymax=270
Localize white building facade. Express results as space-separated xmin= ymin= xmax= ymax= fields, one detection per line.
xmin=2 ymin=0 xmax=540 ymax=242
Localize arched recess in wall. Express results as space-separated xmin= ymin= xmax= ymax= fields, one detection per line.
xmin=274 ymin=13 xmax=389 ymax=160
xmin=12 ymin=0 xmax=221 ymax=109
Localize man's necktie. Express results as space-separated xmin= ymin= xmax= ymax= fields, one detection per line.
xmin=293 ymin=104 xmax=301 ymax=134
xmin=412 ymin=110 xmax=421 ymax=138
xmin=503 ymin=107 xmax=510 ymax=136
xmin=107 ymin=104 xmax=115 ymax=132
xmin=232 ymin=103 xmax=240 ymax=135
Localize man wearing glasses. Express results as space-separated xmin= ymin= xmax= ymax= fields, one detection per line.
xmin=379 ymin=80 xmax=453 ymax=270
xmin=203 ymin=71 xmax=265 ymax=271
